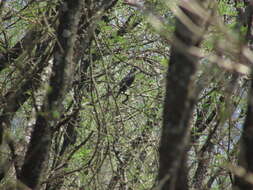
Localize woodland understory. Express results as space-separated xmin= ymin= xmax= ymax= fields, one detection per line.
xmin=1 ymin=0 xmax=253 ymax=190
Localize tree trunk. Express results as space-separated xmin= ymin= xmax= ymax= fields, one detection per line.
xmin=157 ymin=1 xmax=209 ymax=189
xmin=18 ymin=0 xmax=83 ymax=189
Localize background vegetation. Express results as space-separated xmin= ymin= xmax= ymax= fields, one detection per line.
xmin=0 ymin=0 xmax=253 ymax=190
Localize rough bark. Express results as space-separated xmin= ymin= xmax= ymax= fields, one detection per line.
xmin=18 ymin=0 xmax=83 ymax=189
xmin=234 ymin=76 xmax=253 ymax=190
xmin=0 ymin=39 xmax=52 ymax=146
xmin=157 ymin=1 xmax=208 ymax=190
xmin=233 ymin=2 xmax=253 ymax=190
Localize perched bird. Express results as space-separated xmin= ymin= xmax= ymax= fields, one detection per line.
xmin=116 ymin=67 xmax=137 ymax=97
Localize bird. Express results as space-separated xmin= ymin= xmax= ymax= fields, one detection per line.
xmin=116 ymin=67 xmax=137 ymax=98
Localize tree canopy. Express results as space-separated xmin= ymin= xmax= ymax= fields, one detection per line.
xmin=1 ymin=0 xmax=253 ymax=190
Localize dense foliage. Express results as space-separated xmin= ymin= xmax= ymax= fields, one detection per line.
xmin=0 ymin=0 xmax=253 ymax=190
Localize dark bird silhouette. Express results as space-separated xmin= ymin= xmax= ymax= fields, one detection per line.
xmin=116 ymin=68 xmax=137 ymax=97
